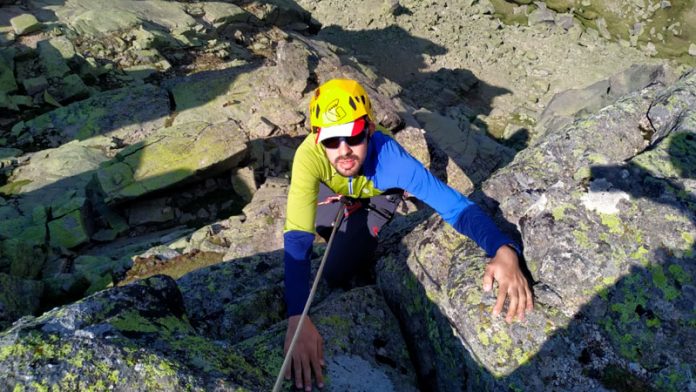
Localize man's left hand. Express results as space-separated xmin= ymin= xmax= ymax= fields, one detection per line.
xmin=483 ymin=245 xmax=533 ymax=322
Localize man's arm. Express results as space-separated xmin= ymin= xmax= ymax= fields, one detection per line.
xmin=284 ymin=231 xmax=314 ymax=316
xmin=282 ymin=135 xmax=326 ymax=390
xmin=370 ymin=134 xmax=533 ymax=321
xmin=283 ymin=230 xmax=325 ymax=390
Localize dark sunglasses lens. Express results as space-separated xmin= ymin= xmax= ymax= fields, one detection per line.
xmin=321 ymin=138 xmax=341 ymax=149
xmin=345 ymin=131 xmax=367 ymax=146
xmin=321 ymin=130 xmax=367 ymax=149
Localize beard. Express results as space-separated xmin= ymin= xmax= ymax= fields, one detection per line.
xmin=333 ymin=154 xmax=362 ymax=177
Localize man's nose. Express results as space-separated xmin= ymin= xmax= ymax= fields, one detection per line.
xmin=337 ymin=140 xmax=352 ymax=156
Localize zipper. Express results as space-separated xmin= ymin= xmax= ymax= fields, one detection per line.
xmin=348 ymin=176 xmax=353 ymax=195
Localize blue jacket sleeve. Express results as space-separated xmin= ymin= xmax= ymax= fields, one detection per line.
xmin=283 ymin=230 xmax=315 ymax=316
xmin=369 ymin=133 xmax=518 ymax=257
xmin=452 ymin=204 xmax=519 ymax=257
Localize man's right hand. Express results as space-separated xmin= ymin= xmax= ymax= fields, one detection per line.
xmin=284 ymin=315 xmax=324 ymax=391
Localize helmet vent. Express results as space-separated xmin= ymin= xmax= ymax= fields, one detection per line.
xmin=315 ymin=104 xmax=320 ymax=119
xmin=348 ymin=96 xmax=357 ymax=110
xmin=360 ymin=95 xmax=366 ymax=104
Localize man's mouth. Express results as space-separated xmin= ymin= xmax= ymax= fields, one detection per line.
xmin=337 ymin=158 xmax=355 ymax=171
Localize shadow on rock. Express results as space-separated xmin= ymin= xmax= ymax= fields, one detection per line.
xmin=0 ymin=126 xmax=259 ymax=328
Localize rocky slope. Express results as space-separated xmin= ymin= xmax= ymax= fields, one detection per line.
xmin=0 ymin=0 xmax=694 ymax=391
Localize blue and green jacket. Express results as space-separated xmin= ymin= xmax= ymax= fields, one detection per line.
xmin=284 ymin=129 xmax=516 ymax=316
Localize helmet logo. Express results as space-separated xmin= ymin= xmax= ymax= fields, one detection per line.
xmin=324 ymin=98 xmax=346 ymax=123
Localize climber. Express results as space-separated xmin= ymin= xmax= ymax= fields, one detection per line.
xmin=282 ymin=78 xmax=533 ymax=391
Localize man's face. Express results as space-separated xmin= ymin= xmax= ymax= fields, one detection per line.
xmin=322 ymin=121 xmax=374 ymax=177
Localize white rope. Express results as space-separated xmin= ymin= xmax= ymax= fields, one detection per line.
xmin=272 ymin=203 xmax=345 ymax=392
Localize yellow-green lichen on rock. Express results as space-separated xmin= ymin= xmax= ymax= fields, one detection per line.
xmin=97 ymin=121 xmax=248 ymax=203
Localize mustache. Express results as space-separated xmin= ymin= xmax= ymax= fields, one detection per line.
xmin=334 ymin=154 xmax=359 ymax=164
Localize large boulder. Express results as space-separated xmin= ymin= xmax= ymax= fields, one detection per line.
xmin=12 ymin=84 xmax=170 ymax=150
xmin=1 ymin=264 xmax=419 ymax=391
xmin=30 ymin=0 xmax=196 ymax=37
xmin=178 ymin=249 xmax=418 ymax=391
xmin=9 ymin=13 xmax=41 ymax=35
xmin=0 ymin=141 xmax=110 ymax=279
xmin=485 ymin=68 xmax=696 ymax=392
xmin=537 ymin=64 xmax=670 ymax=134
xmin=97 ymin=121 xmax=249 ymax=203
xmin=1 ymin=140 xmax=109 ymax=249
xmin=167 ymin=65 xmax=264 ymax=127
xmin=0 ymin=275 xmax=267 ymax=391
xmin=376 ymin=70 xmax=696 ymax=391
xmin=414 ymin=108 xmax=515 ymax=186
xmin=234 ymin=285 xmax=419 ymax=392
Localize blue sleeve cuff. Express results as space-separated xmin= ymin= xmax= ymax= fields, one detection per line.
xmin=284 ymin=230 xmax=315 ymax=317
xmin=452 ymin=204 xmax=519 ymax=257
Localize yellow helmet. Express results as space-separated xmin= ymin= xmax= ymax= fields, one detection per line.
xmin=309 ymin=79 xmax=375 ymax=132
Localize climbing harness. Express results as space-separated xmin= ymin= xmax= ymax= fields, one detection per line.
xmin=272 ymin=196 xmax=348 ymax=392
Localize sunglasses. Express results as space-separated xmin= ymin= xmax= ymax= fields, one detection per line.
xmin=320 ymin=130 xmax=368 ymax=149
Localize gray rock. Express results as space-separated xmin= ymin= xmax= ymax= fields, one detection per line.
xmin=37 ymin=38 xmax=72 ymax=78
xmin=273 ymin=39 xmax=311 ymax=100
xmin=122 ymin=64 xmax=158 ymax=80
xmin=0 ymin=56 xmax=16 ymax=94
xmin=645 ymin=69 xmax=696 ymax=143
xmin=176 ymin=177 xmax=286 ymax=259
xmin=0 ymin=147 xmax=21 ymax=160
xmin=608 ymin=63 xmax=667 ymax=98
xmin=7 ymin=236 xmax=47 ymax=279
xmin=202 ymin=2 xmax=251 ymax=28
xmin=13 ymin=84 xmax=169 ymax=148
xmin=232 ymin=285 xmax=419 ymax=392
xmin=21 ymin=75 xmax=47 ymax=95
xmin=538 ymin=64 xmax=667 ymax=135
xmin=413 ymin=108 xmax=514 ymax=187
xmin=1 ymin=265 xmax=418 ymax=390
xmin=221 ymin=177 xmax=288 ymax=260
xmin=48 ymin=209 xmax=91 ymax=249
xmin=1 ymin=141 xmax=110 ymax=263
xmin=528 ymin=3 xmax=555 ymax=26
xmin=32 ymin=0 xmax=196 ymax=37
xmin=123 ymin=26 xmax=186 ymax=52
xmin=243 ymin=0 xmax=311 ymax=27
xmin=479 ymin=70 xmax=696 ymax=391
xmin=136 ymin=245 xmax=180 ymax=261
xmin=555 ymin=13 xmax=575 ymax=30
xmin=0 ymin=275 xmax=265 ymax=391
xmin=230 ymin=166 xmax=257 ymax=203
xmin=97 ymin=121 xmax=249 ymax=203
xmin=0 ymin=91 xmax=17 ymax=111
xmin=596 ymin=17 xmax=612 ymax=40
xmin=9 ymin=94 xmax=31 ymax=108
xmin=126 ymin=198 xmax=175 ymax=226
xmin=376 ymin=213 xmax=471 ymax=391
xmin=51 ymin=73 xmax=91 ymax=102
xmin=9 ymin=14 xmax=40 ymax=35
xmin=0 ymin=273 xmax=43 ymax=330
xmin=167 ymin=65 xmax=258 ymax=126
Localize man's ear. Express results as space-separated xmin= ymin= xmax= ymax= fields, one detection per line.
xmin=368 ymin=120 xmax=376 ymax=136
